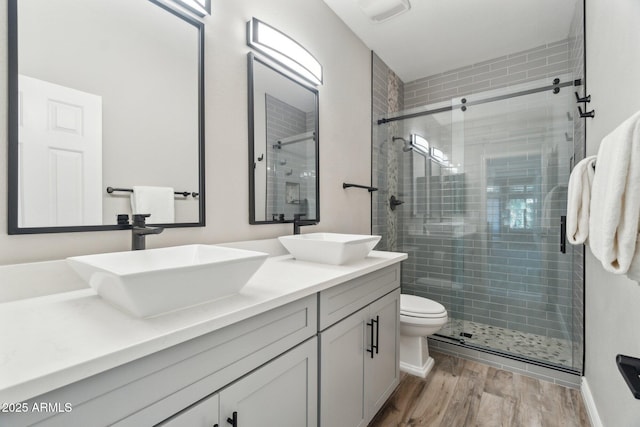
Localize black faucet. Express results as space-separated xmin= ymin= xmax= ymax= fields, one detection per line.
xmin=293 ymin=213 xmax=317 ymax=235
xmin=131 ymin=214 xmax=164 ymax=250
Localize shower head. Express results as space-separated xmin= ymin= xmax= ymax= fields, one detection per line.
xmin=392 ymin=136 xmax=413 ymax=152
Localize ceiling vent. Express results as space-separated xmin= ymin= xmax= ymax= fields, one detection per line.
xmin=356 ymin=0 xmax=411 ymax=23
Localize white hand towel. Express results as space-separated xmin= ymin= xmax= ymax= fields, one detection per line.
xmin=589 ymin=110 xmax=640 ymax=278
xmin=131 ymin=186 xmax=175 ymax=224
xmin=565 ymin=156 xmax=596 ymax=244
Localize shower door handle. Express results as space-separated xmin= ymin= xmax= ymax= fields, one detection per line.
xmin=560 ymin=215 xmax=567 ymax=254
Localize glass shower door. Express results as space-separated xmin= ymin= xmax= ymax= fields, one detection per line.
xmin=450 ymin=81 xmax=578 ymax=369
xmin=373 ymin=102 xmax=468 ymax=342
xmin=373 ymin=77 xmax=582 ymax=371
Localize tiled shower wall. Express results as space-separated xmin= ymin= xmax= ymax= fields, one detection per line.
xmin=265 ymin=95 xmax=316 ymax=220
xmin=372 ymin=53 xmax=404 ymax=251
xmin=404 ymin=40 xmax=571 ymax=108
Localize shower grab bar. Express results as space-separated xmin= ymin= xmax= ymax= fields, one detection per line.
xmin=343 ymin=183 xmax=378 ymax=192
xmin=106 ymin=187 xmax=199 ymax=197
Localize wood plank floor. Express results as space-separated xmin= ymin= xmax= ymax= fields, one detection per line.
xmin=369 ymin=351 xmax=591 ymax=427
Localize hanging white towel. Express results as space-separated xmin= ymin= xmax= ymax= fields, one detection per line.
xmin=131 ymin=186 xmax=175 ymax=224
xmin=565 ymin=156 xmax=596 ymax=244
xmin=589 ymin=110 xmax=640 ymax=280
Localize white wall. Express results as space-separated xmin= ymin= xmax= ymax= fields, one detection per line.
xmin=585 ymin=0 xmax=640 ymax=425
xmin=0 ymin=0 xmax=372 ymax=265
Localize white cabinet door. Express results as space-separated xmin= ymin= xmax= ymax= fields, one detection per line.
xmin=365 ymin=289 xmax=400 ymax=420
xmin=219 ymin=338 xmax=317 ymax=427
xmin=320 ymin=289 xmax=401 ymax=427
xmin=157 ymin=393 xmax=219 ymax=427
xmin=320 ymin=307 xmax=369 ymax=427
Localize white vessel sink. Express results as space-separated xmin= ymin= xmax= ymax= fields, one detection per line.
xmin=66 ymin=245 xmax=268 ymax=317
xmin=278 ymin=233 xmax=381 ymax=265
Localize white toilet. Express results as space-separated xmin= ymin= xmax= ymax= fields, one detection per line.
xmin=399 ymin=294 xmax=448 ymax=378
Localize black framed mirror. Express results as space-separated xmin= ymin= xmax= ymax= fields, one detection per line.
xmin=8 ymin=0 xmax=205 ymax=234
xmin=248 ymin=53 xmax=319 ymax=224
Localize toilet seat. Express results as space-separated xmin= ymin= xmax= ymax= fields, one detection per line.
xmin=400 ymin=294 xmax=446 ymax=318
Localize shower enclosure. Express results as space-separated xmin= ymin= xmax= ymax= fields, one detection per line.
xmin=373 ymin=75 xmax=584 ymax=373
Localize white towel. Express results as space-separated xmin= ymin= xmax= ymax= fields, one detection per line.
xmin=589 ymin=110 xmax=640 ymax=279
xmin=131 ymin=186 xmax=175 ymax=224
xmin=565 ymin=156 xmax=596 ymax=244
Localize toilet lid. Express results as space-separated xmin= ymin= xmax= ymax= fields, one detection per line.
xmin=401 ymin=294 xmax=446 ymax=316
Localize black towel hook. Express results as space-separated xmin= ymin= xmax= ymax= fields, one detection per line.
xmin=578 ymin=106 xmax=595 ymax=119
xmin=575 ymin=92 xmax=591 ymax=103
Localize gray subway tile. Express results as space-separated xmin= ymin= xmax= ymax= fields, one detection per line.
xmin=474 ymin=55 xmax=509 ymax=68
xmin=443 ymin=76 xmax=473 ymax=90
xmin=509 ymin=58 xmax=547 ymax=74
xmin=527 ymin=61 xmax=570 ymax=78
xmin=472 ymin=67 xmax=509 ymax=83
xmin=458 ymin=64 xmax=491 ymax=79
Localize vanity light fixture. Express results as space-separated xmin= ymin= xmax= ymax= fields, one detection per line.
xmin=431 ymin=147 xmax=446 ymax=164
xmin=170 ymin=0 xmax=210 ymax=17
xmin=410 ymin=134 xmax=429 ymax=156
xmin=247 ymin=18 xmax=323 ymax=86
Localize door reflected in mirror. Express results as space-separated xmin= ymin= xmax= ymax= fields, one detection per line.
xmin=8 ymin=0 xmax=205 ymax=233
xmin=248 ymin=53 xmax=319 ymax=224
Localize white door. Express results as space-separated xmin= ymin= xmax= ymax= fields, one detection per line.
xmin=19 ymin=75 xmax=102 ymax=227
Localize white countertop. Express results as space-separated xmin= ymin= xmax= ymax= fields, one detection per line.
xmin=0 ymin=250 xmax=406 ymax=404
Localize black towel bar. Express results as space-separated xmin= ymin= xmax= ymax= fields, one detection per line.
xmin=106 ymin=187 xmax=198 ymax=197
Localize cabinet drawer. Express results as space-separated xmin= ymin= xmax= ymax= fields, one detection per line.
xmin=319 ymin=264 xmax=400 ymax=331
xmin=6 ymin=295 xmax=317 ymax=427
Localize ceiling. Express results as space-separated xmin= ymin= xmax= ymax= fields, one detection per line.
xmin=321 ymin=0 xmax=578 ymax=82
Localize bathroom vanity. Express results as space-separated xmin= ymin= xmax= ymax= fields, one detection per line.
xmin=0 ymin=245 xmax=406 ymax=426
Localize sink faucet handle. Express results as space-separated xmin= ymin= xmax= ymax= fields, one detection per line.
xmin=132 ymin=213 xmax=151 ymax=226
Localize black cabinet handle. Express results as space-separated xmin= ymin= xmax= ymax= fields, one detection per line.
xmin=366 ymin=316 xmax=379 ymax=358
xmin=214 ymin=424 xmax=219 ymax=427
xmin=374 ymin=315 xmax=380 ymax=354
xmin=366 ymin=319 xmax=375 ymax=359
xmin=560 ymin=215 xmax=567 ymax=254
xmin=227 ymin=411 xmax=237 ymax=426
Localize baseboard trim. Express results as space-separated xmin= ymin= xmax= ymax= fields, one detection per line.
xmin=581 ymin=377 xmax=604 ymax=427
